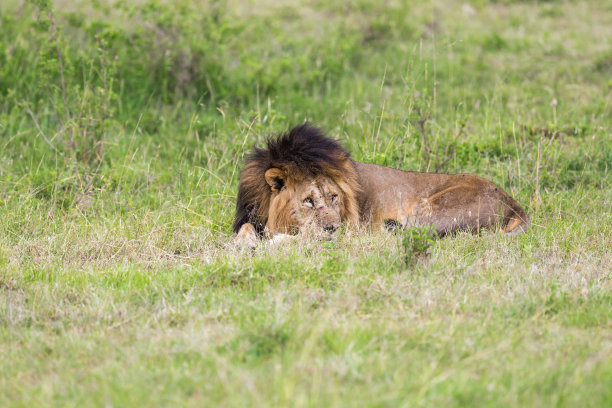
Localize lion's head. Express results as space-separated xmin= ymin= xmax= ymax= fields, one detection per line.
xmin=233 ymin=124 xmax=361 ymax=236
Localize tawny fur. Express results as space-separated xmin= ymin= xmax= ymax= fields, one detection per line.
xmin=233 ymin=124 xmax=528 ymax=243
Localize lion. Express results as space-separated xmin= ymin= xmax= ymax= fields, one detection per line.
xmin=233 ymin=124 xmax=528 ymax=248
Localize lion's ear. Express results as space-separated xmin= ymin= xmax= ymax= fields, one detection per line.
xmin=264 ymin=168 xmax=286 ymax=193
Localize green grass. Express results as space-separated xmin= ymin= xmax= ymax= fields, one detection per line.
xmin=1 ymin=0 xmax=611 ymax=406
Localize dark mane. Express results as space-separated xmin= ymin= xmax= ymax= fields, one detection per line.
xmin=232 ymin=123 xmax=355 ymax=235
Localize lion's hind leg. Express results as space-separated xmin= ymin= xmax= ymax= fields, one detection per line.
xmin=502 ymin=203 xmax=529 ymax=235
xmin=504 ymin=216 xmax=528 ymax=235
xmin=410 ymin=182 xmax=518 ymax=236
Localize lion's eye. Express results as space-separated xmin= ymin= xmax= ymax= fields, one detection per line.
xmin=303 ymin=197 xmax=314 ymax=207
xmin=331 ymin=194 xmax=338 ymax=203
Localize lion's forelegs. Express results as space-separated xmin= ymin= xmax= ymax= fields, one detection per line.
xmin=234 ymin=223 xmax=258 ymax=250
xmin=234 ymin=223 xmax=295 ymax=249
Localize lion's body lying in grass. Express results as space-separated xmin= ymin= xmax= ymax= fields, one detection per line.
xmin=233 ymin=124 xmax=528 ymax=248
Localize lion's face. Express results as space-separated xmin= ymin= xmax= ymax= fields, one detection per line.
xmin=233 ymin=127 xmax=360 ymax=238
xmin=267 ymin=175 xmax=344 ymax=235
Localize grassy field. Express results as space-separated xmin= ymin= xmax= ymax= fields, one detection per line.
xmin=1 ymin=0 xmax=611 ymax=406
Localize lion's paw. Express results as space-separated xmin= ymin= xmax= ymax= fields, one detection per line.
xmin=233 ymin=223 xmax=258 ymax=250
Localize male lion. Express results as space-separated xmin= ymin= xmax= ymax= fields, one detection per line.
xmin=233 ymin=124 xmax=528 ymax=248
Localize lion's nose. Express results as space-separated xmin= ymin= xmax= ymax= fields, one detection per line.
xmin=323 ymin=224 xmax=336 ymax=233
